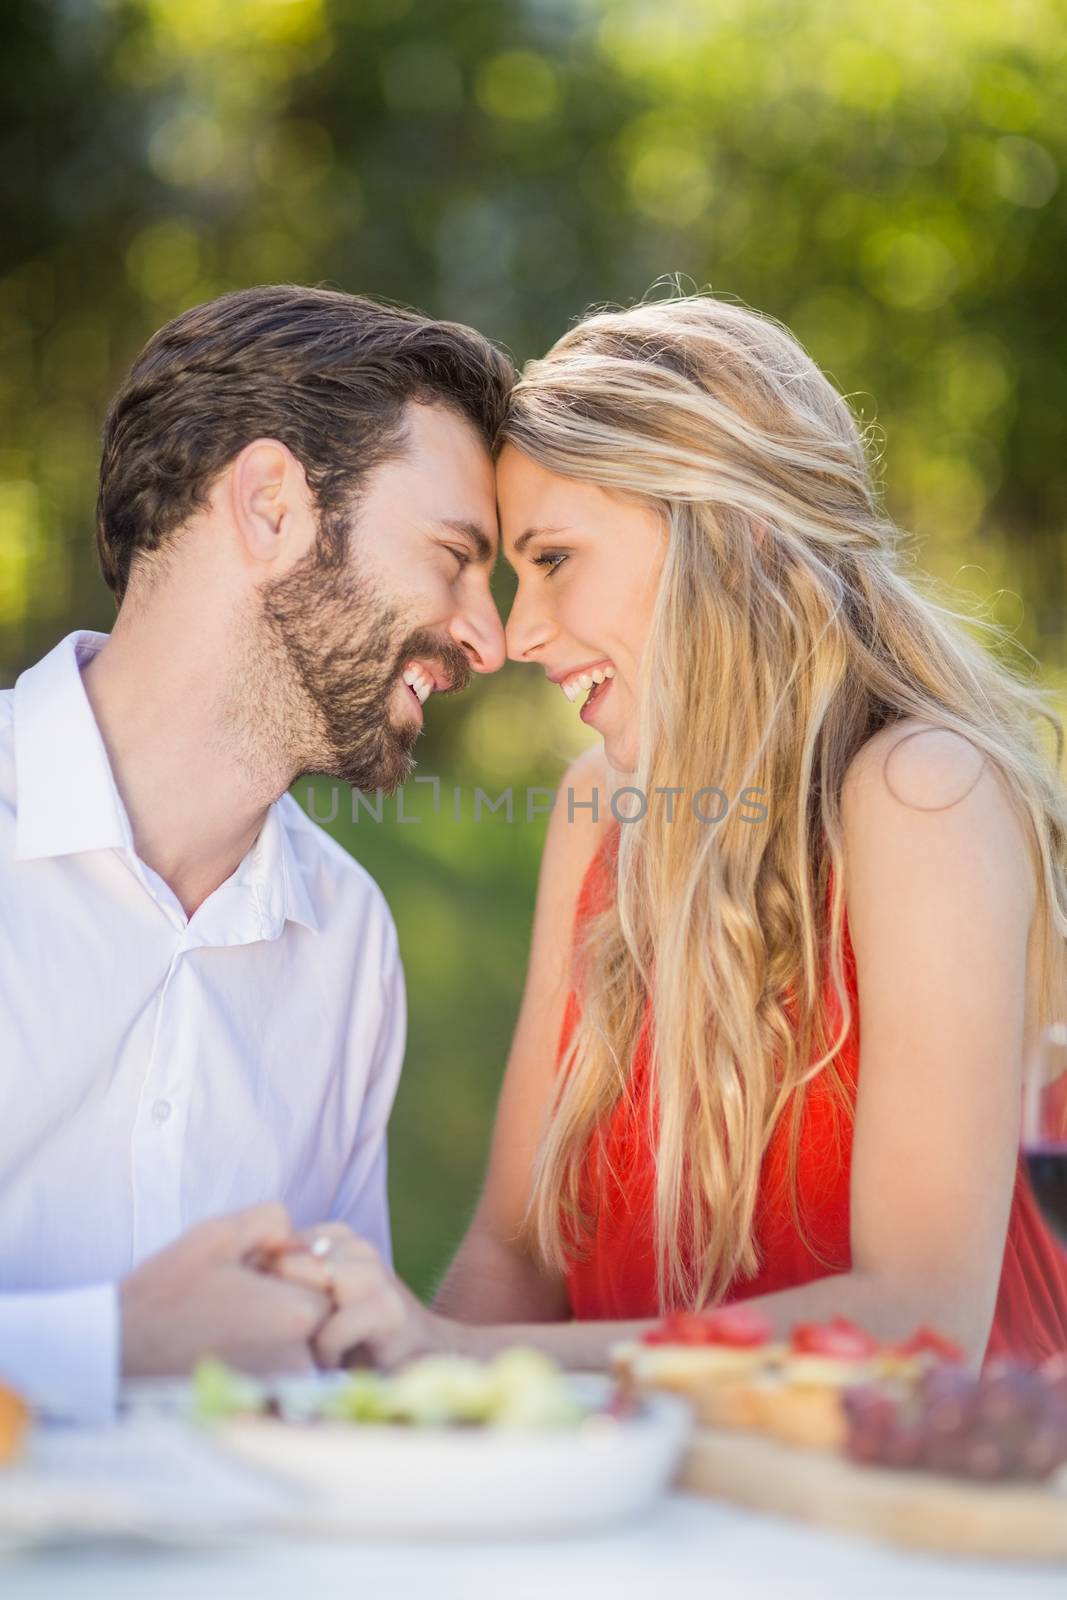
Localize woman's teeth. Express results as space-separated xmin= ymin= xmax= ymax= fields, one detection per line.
xmin=402 ymin=666 xmax=433 ymax=705
xmin=561 ymin=665 xmax=615 ymax=703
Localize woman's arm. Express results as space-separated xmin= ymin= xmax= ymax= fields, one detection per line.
xmin=822 ymin=721 xmax=1035 ymax=1360
xmin=431 ymin=743 xmax=614 ymax=1325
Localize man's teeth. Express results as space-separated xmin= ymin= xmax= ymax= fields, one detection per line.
xmin=402 ymin=666 xmax=433 ymax=705
xmin=562 ymin=666 xmax=615 ymax=703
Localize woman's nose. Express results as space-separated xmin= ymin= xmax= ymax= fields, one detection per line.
xmin=504 ymin=586 xmax=555 ymax=663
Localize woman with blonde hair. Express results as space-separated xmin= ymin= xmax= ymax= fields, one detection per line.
xmin=280 ymin=293 xmax=1067 ymax=1370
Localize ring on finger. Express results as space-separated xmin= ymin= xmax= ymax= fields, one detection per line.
xmin=309 ymin=1234 xmax=338 ymax=1296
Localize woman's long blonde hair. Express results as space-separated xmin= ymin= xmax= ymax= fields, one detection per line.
xmin=501 ymin=292 xmax=1067 ymax=1311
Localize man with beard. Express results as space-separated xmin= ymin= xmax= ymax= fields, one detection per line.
xmin=0 ymin=285 xmax=512 ymax=1418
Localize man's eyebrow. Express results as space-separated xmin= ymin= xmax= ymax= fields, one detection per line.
xmin=440 ymin=519 xmax=494 ymax=564
xmin=512 ymin=525 xmax=566 ymax=557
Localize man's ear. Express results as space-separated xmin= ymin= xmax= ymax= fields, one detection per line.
xmin=229 ymin=438 xmax=315 ymax=567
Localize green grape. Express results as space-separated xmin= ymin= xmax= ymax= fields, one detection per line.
xmin=191 ymin=1358 xmax=264 ymax=1422
xmin=487 ymin=1348 xmax=584 ymax=1428
xmin=383 ymin=1356 xmax=496 ymax=1425
xmin=322 ymin=1372 xmax=391 ymax=1424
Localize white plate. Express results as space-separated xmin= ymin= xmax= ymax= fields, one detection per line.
xmin=209 ymin=1374 xmax=692 ymax=1539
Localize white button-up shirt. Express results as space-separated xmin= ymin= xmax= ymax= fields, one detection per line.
xmin=0 ymin=632 xmax=406 ymax=1419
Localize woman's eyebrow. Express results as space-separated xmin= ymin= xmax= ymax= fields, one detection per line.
xmin=513 ymin=525 xmax=568 ymax=556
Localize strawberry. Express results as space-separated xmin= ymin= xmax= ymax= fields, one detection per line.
xmin=641 ymin=1311 xmax=717 ymax=1346
xmin=892 ymin=1325 xmax=965 ymax=1364
xmin=790 ymin=1315 xmax=880 ymax=1360
xmin=641 ymin=1304 xmax=774 ymax=1348
xmin=698 ymin=1304 xmax=776 ymax=1347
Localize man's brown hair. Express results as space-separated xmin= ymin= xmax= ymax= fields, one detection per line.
xmin=96 ymin=284 xmax=514 ymax=601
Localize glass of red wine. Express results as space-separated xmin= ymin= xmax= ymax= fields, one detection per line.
xmin=1022 ymin=1023 xmax=1067 ymax=1248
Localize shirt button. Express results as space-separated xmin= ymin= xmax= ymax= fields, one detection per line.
xmin=151 ymin=1099 xmax=172 ymax=1126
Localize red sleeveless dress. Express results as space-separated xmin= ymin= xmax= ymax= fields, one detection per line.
xmin=561 ymin=827 xmax=1067 ymax=1366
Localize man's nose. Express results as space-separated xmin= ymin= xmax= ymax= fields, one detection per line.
xmin=451 ymin=596 xmax=506 ymax=675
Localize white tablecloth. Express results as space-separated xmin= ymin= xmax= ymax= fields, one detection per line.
xmin=6 ymin=1493 xmax=1067 ymax=1600
xmin=2 ymin=1416 xmax=1064 ymax=1600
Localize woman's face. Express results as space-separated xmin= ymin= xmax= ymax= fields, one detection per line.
xmin=497 ymin=444 xmax=667 ymax=773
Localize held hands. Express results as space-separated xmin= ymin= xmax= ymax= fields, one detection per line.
xmin=119 ymin=1204 xmax=452 ymax=1381
xmin=267 ymin=1224 xmax=459 ymax=1371
xmin=120 ymin=1203 xmax=336 ymax=1379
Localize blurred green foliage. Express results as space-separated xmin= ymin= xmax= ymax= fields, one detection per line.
xmin=2 ymin=0 xmax=1066 ymax=1293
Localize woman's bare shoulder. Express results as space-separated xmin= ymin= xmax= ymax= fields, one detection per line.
xmin=842 ymin=718 xmax=990 ymax=817
xmin=840 ymin=717 xmax=1035 ymax=925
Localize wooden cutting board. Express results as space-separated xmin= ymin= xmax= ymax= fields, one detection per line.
xmin=681 ymin=1427 xmax=1067 ymax=1560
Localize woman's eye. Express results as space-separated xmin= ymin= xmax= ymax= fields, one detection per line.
xmin=533 ymin=551 xmax=568 ymax=575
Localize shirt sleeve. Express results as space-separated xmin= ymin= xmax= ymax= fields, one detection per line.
xmin=0 ymin=1282 xmax=119 ymax=1422
xmin=327 ymin=910 xmax=406 ymax=1266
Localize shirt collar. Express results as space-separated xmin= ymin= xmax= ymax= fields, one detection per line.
xmin=247 ymin=802 xmax=321 ymax=937
xmin=13 ymin=630 xmax=320 ymax=936
xmin=14 ymin=631 xmax=131 ymax=862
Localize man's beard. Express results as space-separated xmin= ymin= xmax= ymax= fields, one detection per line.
xmin=258 ymin=529 xmax=471 ymax=794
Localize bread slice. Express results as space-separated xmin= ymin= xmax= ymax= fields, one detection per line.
xmin=614 ymin=1339 xmax=786 ymax=1430
xmin=756 ymin=1357 xmax=881 ymax=1450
